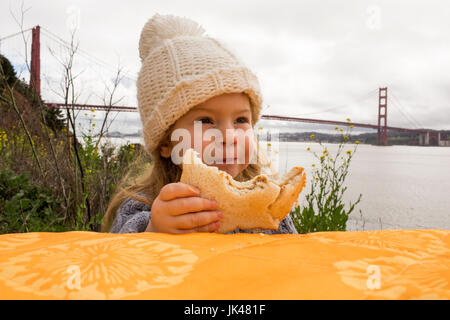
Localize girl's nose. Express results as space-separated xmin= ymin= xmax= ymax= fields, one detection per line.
xmin=221 ymin=127 xmax=239 ymax=147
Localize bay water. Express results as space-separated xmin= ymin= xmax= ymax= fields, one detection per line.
xmin=104 ymin=137 xmax=450 ymax=231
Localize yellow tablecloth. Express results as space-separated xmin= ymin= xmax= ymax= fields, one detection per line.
xmin=0 ymin=229 xmax=448 ymax=300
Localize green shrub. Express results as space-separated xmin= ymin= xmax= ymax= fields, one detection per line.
xmin=0 ymin=169 xmax=70 ymax=233
xmin=290 ymin=122 xmax=363 ymax=233
xmin=0 ymin=54 xmax=17 ymax=87
xmin=0 ymin=54 xmax=146 ymax=233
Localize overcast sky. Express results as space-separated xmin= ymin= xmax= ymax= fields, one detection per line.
xmin=1 ymin=0 xmax=450 ymax=135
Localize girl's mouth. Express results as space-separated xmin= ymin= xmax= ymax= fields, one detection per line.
xmin=204 ymin=157 xmax=238 ymax=165
xmin=222 ymin=157 xmax=238 ymax=164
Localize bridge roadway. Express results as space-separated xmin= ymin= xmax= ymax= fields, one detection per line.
xmin=260 ymin=115 xmax=430 ymax=134
xmin=46 ymin=102 xmax=433 ymax=134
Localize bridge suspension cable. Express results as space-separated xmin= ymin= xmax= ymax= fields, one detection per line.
xmin=0 ymin=28 xmax=33 ymax=42
xmin=389 ymin=89 xmax=424 ymax=129
xmin=389 ymin=96 xmax=420 ymax=129
xmin=39 ymin=26 xmax=137 ymax=82
xmin=290 ymin=88 xmax=379 ymax=117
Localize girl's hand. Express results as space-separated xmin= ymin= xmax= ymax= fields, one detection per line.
xmin=147 ymin=182 xmax=222 ymax=234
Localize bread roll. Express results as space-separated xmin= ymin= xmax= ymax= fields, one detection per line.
xmin=180 ymin=148 xmax=306 ymax=233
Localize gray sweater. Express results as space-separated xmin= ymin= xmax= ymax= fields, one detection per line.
xmin=110 ymin=196 xmax=298 ymax=234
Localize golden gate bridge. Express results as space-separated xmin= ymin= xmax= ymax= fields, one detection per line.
xmin=2 ymin=25 xmax=447 ymax=146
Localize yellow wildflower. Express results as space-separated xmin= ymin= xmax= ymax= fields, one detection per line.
xmin=355 ymin=141 xmax=360 ymax=144
xmin=346 ymin=118 xmax=351 ymax=122
xmin=310 ymin=134 xmax=315 ymax=140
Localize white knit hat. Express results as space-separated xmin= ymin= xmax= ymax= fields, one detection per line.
xmin=137 ymin=13 xmax=264 ymax=154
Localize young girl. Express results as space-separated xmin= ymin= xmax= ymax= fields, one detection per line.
xmin=101 ymin=13 xmax=297 ymax=235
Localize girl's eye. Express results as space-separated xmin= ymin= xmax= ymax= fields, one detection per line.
xmin=236 ymin=117 xmax=249 ymax=124
xmin=198 ymin=117 xmax=213 ymax=124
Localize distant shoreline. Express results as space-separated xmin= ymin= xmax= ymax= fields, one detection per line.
xmin=80 ymin=130 xmax=449 ymax=147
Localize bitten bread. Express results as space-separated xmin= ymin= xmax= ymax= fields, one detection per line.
xmin=180 ymin=149 xmax=307 ymax=233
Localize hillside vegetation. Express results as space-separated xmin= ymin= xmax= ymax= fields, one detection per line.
xmin=0 ymin=54 xmax=147 ymax=233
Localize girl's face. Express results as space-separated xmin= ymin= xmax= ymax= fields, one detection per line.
xmin=160 ymin=92 xmax=255 ymax=178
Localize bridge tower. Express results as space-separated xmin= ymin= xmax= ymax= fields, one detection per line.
xmin=30 ymin=26 xmax=41 ymax=96
xmin=377 ymin=87 xmax=388 ymax=145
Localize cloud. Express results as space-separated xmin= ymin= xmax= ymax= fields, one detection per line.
xmin=1 ymin=0 xmax=449 ymax=132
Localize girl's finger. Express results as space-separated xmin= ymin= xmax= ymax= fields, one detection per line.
xmin=174 ymin=211 xmax=222 ymax=230
xmin=174 ymin=220 xmax=221 ymax=234
xmin=159 ymin=182 xmax=200 ymax=201
xmin=166 ymin=196 xmax=217 ymax=216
